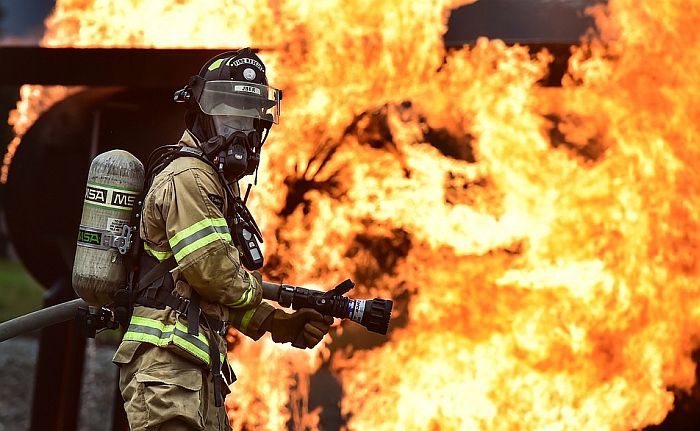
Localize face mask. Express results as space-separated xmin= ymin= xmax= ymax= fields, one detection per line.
xmin=202 ymin=116 xmax=262 ymax=183
xmin=221 ymin=129 xmax=261 ymax=182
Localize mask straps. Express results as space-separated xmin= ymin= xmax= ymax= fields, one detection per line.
xmin=260 ymin=128 xmax=270 ymax=146
xmin=253 ymin=128 xmax=269 ymax=186
xmin=243 ymin=183 xmax=252 ymax=204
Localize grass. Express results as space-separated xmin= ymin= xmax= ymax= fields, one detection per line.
xmin=0 ymin=258 xmax=45 ymax=323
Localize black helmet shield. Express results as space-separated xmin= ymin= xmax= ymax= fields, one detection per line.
xmin=177 ymin=48 xmax=281 ymax=182
xmin=200 ymin=48 xmax=267 ymax=84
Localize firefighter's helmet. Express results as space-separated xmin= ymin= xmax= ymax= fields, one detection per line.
xmin=175 ymin=48 xmax=281 ymax=133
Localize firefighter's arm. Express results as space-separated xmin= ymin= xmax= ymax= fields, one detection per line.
xmin=160 ymin=166 xmax=262 ymax=309
xmin=228 ymin=280 xmax=276 ymax=340
xmin=228 ymin=271 xmax=330 ymax=344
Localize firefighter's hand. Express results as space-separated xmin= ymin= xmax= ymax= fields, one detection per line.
xmin=267 ymin=308 xmax=334 ymax=348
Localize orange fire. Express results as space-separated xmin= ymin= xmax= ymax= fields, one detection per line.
xmin=5 ymin=0 xmax=700 ymax=429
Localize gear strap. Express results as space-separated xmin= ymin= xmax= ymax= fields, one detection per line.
xmin=133 ymin=253 xmax=230 ymax=406
xmin=138 ymin=256 xmax=176 ymax=293
xmin=202 ymin=313 xmax=231 ymax=407
xmin=188 ymin=291 xmax=201 ymax=336
xmin=135 ymin=254 xmax=223 ymax=334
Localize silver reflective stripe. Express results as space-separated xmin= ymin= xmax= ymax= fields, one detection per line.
xmin=179 ymin=146 xmax=203 ymax=157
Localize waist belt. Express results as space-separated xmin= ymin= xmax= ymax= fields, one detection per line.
xmin=135 ymin=282 xmax=227 ymax=336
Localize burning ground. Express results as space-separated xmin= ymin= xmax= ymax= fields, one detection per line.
xmin=5 ymin=0 xmax=700 ymax=430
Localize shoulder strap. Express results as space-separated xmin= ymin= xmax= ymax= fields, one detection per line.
xmin=138 ymin=255 xmax=177 ymax=289
xmin=123 ymin=145 xmax=203 ymax=316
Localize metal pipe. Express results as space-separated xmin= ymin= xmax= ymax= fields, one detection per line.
xmin=0 ymin=298 xmax=86 ymax=342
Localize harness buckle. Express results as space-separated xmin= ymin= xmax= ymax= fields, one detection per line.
xmin=176 ymin=297 xmax=190 ymax=316
xmin=218 ymin=321 xmax=229 ymax=337
xmin=96 ymin=224 xmax=133 ymax=255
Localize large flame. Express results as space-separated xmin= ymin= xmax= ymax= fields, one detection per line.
xmin=6 ymin=0 xmax=700 ymax=429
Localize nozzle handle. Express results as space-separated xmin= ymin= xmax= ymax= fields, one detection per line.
xmin=323 ymin=279 xmax=354 ymax=297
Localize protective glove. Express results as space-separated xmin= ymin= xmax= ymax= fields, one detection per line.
xmin=264 ymin=308 xmax=334 ymax=348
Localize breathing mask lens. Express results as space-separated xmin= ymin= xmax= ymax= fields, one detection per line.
xmin=212 ymin=114 xmax=255 ymax=139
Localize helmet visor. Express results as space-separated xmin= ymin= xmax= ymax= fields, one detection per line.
xmin=197 ymin=80 xmax=281 ymax=124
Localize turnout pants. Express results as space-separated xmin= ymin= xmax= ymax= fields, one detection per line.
xmin=116 ymin=343 xmax=232 ymax=431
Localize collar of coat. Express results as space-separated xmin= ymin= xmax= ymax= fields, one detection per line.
xmin=177 ymin=129 xmax=242 ymax=197
xmin=179 ymin=129 xmax=201 ymax=149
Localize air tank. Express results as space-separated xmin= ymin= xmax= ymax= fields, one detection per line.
xmin=72 ymin=150 xmax=144 ymax=306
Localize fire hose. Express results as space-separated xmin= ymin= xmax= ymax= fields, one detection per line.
xmin=0 ymin=280 xmax=392 ymax=342
xmin=0 ymin=298 xmax=87 ymax=342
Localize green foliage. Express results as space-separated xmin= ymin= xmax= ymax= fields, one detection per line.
xmin=0 ymin=258 xmax=44 ymax=323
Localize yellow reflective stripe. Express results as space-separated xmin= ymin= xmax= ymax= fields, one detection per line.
xmin=143 ymin=243 xmax=173 ymax=262
xmin=125 ymin=318 xmax=210 ymax=352
xmin=239 ymin=308 xmax=256 ymax=333
xmin=123 ymin=331 xmax=210 ymax=365
xmin=208 ymin=58 xmax=224 ymax=71
xmin=170 ymin=218 xmax=227 ymax=249
xmin=125 ymin=316 xmax=211 ymax=365
xmin=228 ymin=286 xmax=254 ymax=308
xmin=172 ymin=336 xmax=210 ymax=364
xmin=130 ymin=315 xmax=162 ymax=329
xmin=129 ymin=316 xmax=209 ymax=344
xmin=122 ymin=331 xmax=163 ymax=346
xmin=129 ymin=315 xmax=158 ymax=328
xmin=129 ymin=315 xmax=168 ymax=330
xmin=123 ymin=332 xmax=209 ymax=364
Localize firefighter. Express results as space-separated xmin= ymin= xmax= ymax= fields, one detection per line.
xmin=112 ymin=48 xmax=334 ymax=431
